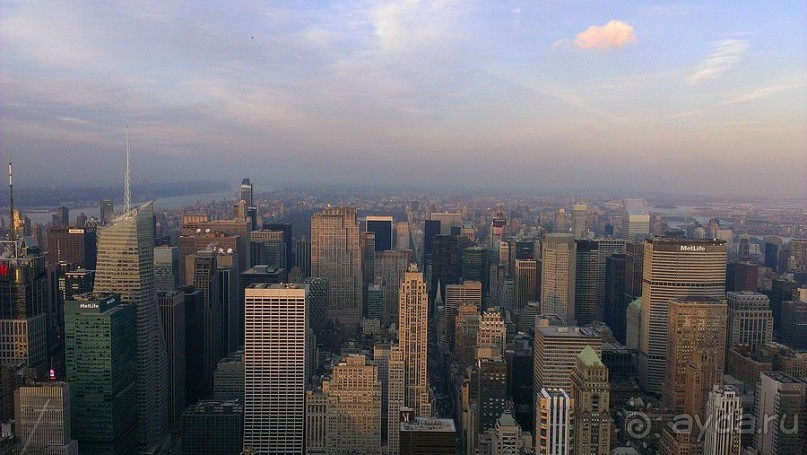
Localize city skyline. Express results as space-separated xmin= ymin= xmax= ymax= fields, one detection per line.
xmin=1 ymin=1 xmax=805 ymax=197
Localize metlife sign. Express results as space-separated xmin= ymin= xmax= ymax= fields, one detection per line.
xmin=679 ymin=245 xmax=706 ymax=252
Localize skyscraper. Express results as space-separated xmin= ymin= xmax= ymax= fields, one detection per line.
xmin=240 ymin=178 xmax=254 ymax=207
xmin=478 ymin=357 xmax=508 ymax=433
xmin=703 ymin=385 xmax=742 ymax=455
xmin=376 ymin=250 xmax=412 ymax=329
xmin=243 ymin=283 xmax=308 ymax=454
xmin=93 ymin=202 xmax=169 ymax=452
xmin=490 ymin=210 xmax=507 ymax=250
xmin=45 ymin=226 xmax=97 ymax=269
xmin=663 ymin=297 xmax=727 ymax=417
xmin=14 ymin=382 xmax=78 ymax=454
xmin=726 ymin=291 xmax=773 ymax=351
xmin=181 ymin=400 xmax=244 ymax=455
xmin=514 ymin=259 xmax=538 ymax=313
xmin=398 ymin=265 xmax=430 ymax=417
xmin=444 ymin=281 xmax=483 ymax=354
xmin=571 ymin=346 xmax=610 ymax=455
xmin=311 ymin=207 xmax=363 ymax=327
xmin=431 ymin=211 xmax=462 ymax=236
xmin=533 ymin=325 xmax=602 ymax=398
xmin=186 ymin=250 xmax=222 ymax=398
xmin=367 ymin=215 xmax=394 ymax=252
xmin=65 ymin=293 xmax=137 ymax=453
xmin=638 ymin=237 xmax=727 ymax=394
xmin=431 ymin=234 xmax=460 ymax=303
xmin=396 ymin=221 xmax=410 ymax=251
xmin=541 ymin=233 xmax=577 ymax=325
xmin=423 ymin=219 xmax=441 ymax=260
xmin=154 ymin=245 xmax=180 ymax=292
xmin=604 ymin=253 xmax=627 ymax=343
xmin=262 ymin=222 xmax=294 ymax=271
xmin=754 ymin=372 xmax=806 ymax=455
xmin=574 ymin=239 xmax=599 ymax=326
xmin=535 ymin=388 xmax=573 ymax=455
xmin=158 ymin=290 xmax=186 ymax=430
xmin=621 ymin=198 xmax=650 ymax=242
xmin=100 ymin=199 xmax=114 ymax=224
xmin=295 ymin=237 xmax=311 ymax=278
xmin=571 ymin=203 xmax=587 ymax=239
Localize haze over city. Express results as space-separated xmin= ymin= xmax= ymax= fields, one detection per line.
xmin=2 ymin=1 xmax=805 ymax=197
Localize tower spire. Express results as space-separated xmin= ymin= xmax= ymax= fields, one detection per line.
xmin=8 ymin=160 xmax=14 ymax=241
xmin=124 ymin=127 xmax=131 ymax=214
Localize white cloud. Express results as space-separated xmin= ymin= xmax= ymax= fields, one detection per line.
xmin=687 ymin=39 xmax=748 ymax=85
xmin=573 ymin=20 xmax=637 ymax=50
xmin=719 ymin=80 xmax=807 ymax=105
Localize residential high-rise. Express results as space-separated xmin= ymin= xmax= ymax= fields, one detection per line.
xmin=663 ymin=297 xmax=727 ymax=417
xmin=398 ymin=265 xmax=430 ymax=417
xmin=376 ymin=250 xmax=412 ymax=329
xmin=571 ymin=203 xmax=587 ymax=239
xmin=64 ymin=294 xmax=137 ymax=453
xmin=570 ymin=346 xmax=610 ymax=455
xmin=533 ymin=325 xmax=602 ymax=399
xmin=98 ymin=199 xmax=114 ymax=223
xmin=535 ymin=388 xmax=573 ymax=455
xmin=311 ymin=207 xmax=362 ymax=327
xmin=181 ymin=400 xmax=244 ymax=455
xmin=621 ymin=198 xmax=650 ymax=241
xmin=45 ymin=225 xmax=97 ymax=269
xmin=541 ymin=234 xmax=577 ymax=325
xmin=638 ymin=238 xmax=727 ymax=394
xmin=726 ymin=291 xmax=773 ymax=351
xmin=154 ymin=245 xmax=180 ymax=292
xmin=0 ymin=241 xmax=48 ymax=377
xmin=14 ymin=382 xmax=78 ymax=454
xmin=243 ymin=283 xmax=308 ymax=454
xmin=515 ymin=259 xmax=538 ymax=313
xmin=367 ymin=215 xmax=394 ymax=252
xmin=754 ymin=372 xmax=806 ymax=455
xmin=703 ymin=385 xmax=742 ymax=455
xmin=93 ymin=201 xmax=169 ymax=452
xmin=574 ymin=239 xmax=599 ymax=326
xmin=158 ymin=290 xmax=186 ymax=430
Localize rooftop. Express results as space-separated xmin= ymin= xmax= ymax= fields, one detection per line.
xmin=578 ymin=345 xmax=604 ymax=366
xmin=400 ymin=417 xmax=456 ymax=433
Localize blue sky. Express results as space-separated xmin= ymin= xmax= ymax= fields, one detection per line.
xmin=1 ymin=1 xmax=805 ymax=196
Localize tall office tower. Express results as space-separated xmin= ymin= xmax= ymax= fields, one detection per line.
xmin=181 ymin=400 xmax=244 ymax=455
xmin=74 ymin=212 xmax=87 ymax=228
xmin=367 ymin=283 xmax=383 ymax=320
xmin=154 ymin=245 xmax=180 ymax=291
xmin=571 ymin=203 xmax=587 ymax=239
xmin=295 ymin=237 xmax=311 ymax=278
xmin=703 ymin=385 xmax=742 ymax=455
xmin=186 ymin=250 xmax=222 ymax=398
xmin=65 ymin=294 xmax=137 ymax=453
xmin=454 ymin=305 xmax=480 ymax=369
xmin=478 ymin=357 xmax=508 ymax=433
xmin=373 ymin=345 xmax=391 ymax=446
xmin=764 ymin=236 xmax=782 ymax=271
xmin=324 ymin=355 xmax=383 ymax=453
xmin=533 ymin=325 xmax=602 ymax=399
xmin=363 ymin=230 xmax=376 ymax=287
xmin=311 ymin=207 xmax=362 ymax=328
xmin=477 ymin=308 xmax=506 ymax=357
xmin=781 ymin=297 xmax=807 ymax=349
xmin=431 ymin=211 xmax=462 ymax=236
xmin=158 ymin=290 xmax=186 ymax=430
xmin=396 ymin=221 xmax=410 ymax=251
xmin=240 ymin=178 xmax=253 ymax=206
xmin=398 ymin=265 xmax=431 ymax=417
xmin=216 ymin=254 xmax=240 ymax=355
xmin=490 ymin=210 xmax=507 ymax=249
xmin=431 ymin=234 xmax=460 ymax=302
xmin=304 ymin=277 xmax=329 ymax=343
xmin=604 ymin=253 xmax=627 ymax=343
xmin=0 ymin=242 xmax=48 ymax=376
xmin=726 ymin=261 xmax=758 ymax=292
xmin=214 ymin=351 xmax=244 ymax=402
xmin=770 ymin=278 xmax=799 ymax=337
xmin=262 ymin=221 xmax=293 ymax=267
xmin=535 ymin=388 xmax=573 ymax=455
xmin=367 ymin=215 xmax=394 ymax=252
xmin=93 ymin=201 xmax=170 ymax=452
xmin=250 ymin=229 xmax=287 ymax=271
xmin=386 ymin=345 xmax=406 ymax=454
xmin=243 ymin=283 xmax=307 ymax=453
xmin=423 ymin=219 xmax=441 ymax=260
xmin=593 ymin=238 xmax=625 ymax=320
xmin=180 ymin=214 xmax=249 ymax=277
xmin=638 ymin=238 xmax=727 ymax=394
xmin=789 ymin=238 xmax=807 ymax=272
xmin=555 ymin=208 xmax=567 ymax=232
xmin=52 ymin=205 xmax=70 ymax=228
xmin=375 ymin=250 xmax=411 ymax=329
xmin=444 ymin=281 xmax=482 ymax=352
xmin=14 ymin=382 xmax=78 ymax=454
xmin=399 ymin=417 xmax=457 ymax=455
xmin=492 ymin=410 xmax=522 ymax=455
xmin=620 ymin=198 xmax=650 ymax=241
xmin=541 ymin=234 xmax=577 ymax=325
xmin=754 ymin=372 xmax=806 ymax=455
xmin=574 ymin=239 xmax=599 ymax=326
xmin=663 ymin=297 xmax=727 ymax=416
xmin=514 ymin=259 xmax=538 ymax=313
xmin=462 ymin=246 xmax=488 ymax=286
xmin=570 ymin=346 xmax=610 ymax=455
xmin=45 ymin=226 xmax=97 ymax=269
xmin=100 ymin=199 xmax=115 ymax=223
xmin=498 ymin=241 xmax=510 ymax=268
xmin=726 ymin=291 xmax=772 ymax=351
xmin=623 ymin=241 xmax=644 ymax=302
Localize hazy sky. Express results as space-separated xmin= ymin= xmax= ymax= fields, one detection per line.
xmin=2 ymin=1 xmax=805 ymax=196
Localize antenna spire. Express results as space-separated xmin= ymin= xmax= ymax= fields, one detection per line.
xmin=124 ymin=127 xmax=131 ymax=214
xmin=8 ymin=160 xmax=14 ymax=241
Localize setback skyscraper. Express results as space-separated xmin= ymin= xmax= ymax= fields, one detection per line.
xmin=398 ymin=265 xmax=430 ymax=417
xmin=541 ymin=234 xmax=577 ymax=325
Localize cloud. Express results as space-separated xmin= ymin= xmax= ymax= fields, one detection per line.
xmin=573 ymin=20 xmax=637 ymax=50
xmin=687 ymin=39 xmax=748 ymax=85
xmin=718 ymin=80 xmax=807 ymax=105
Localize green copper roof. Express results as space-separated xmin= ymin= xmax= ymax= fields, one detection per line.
xmin=497 ymin=410 xmax=518 ymax=427
xmin=578 ymin=345 xmax=603 ymax=366
xmin=629 ymin=297 xmax=642 ymax=309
